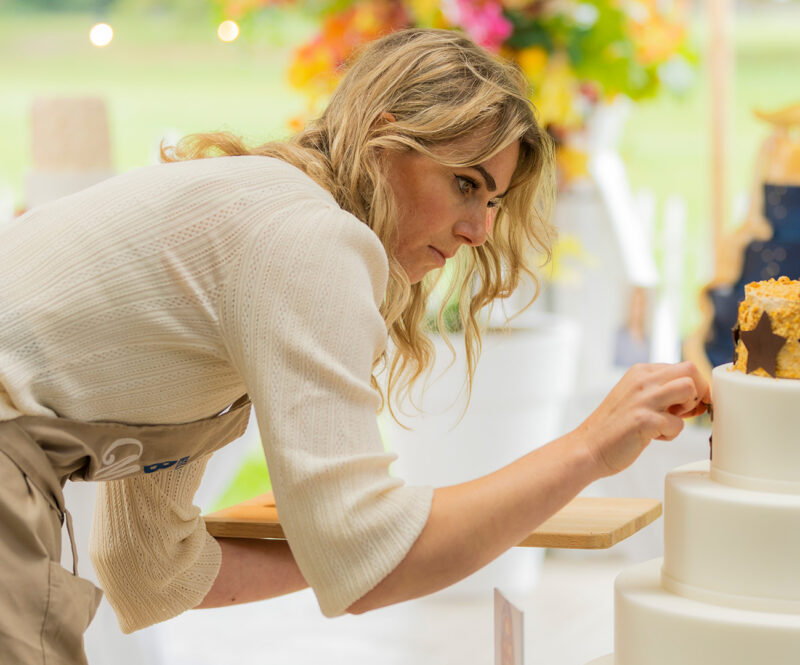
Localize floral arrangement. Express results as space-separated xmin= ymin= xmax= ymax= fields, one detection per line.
xmin=216 ymin=0 xmax=696 ymax=186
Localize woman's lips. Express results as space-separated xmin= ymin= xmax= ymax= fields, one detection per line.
xmin=429 ymin=246 xmax=446 ymax=267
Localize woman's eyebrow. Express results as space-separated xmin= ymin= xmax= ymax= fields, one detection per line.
xmin=472 ymin=165 xmax=497 ymax=192
xmin=472 ymin=164 xmax=509 ymax=199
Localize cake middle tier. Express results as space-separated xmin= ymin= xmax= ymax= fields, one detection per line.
xmin=663 ymin=460 xmax=800 ymax=611
xmin=711 ymin=363 xmax=800 ymax=492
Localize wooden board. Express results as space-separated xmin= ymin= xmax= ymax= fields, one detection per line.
xmin=203 ymin=493 xmax=661 ymax=550
xmin=517 ymin=497 xmax=661 ymax=549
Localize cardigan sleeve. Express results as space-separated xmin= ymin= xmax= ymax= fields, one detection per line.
xmin=89 ymin=454 xmax=222 ymax=633
xmin=218 ymin=200 xmax=433 ymax=618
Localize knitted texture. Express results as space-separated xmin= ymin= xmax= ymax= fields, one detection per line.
xmin=89 ymin=454 xmax=222 ymax=633
xmin=0 ymin=156 xmax=433 ymax=626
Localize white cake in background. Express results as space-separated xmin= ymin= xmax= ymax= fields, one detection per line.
xmin=589 ymin=362 xmax=800 ymax=664
xmin=26 ymin=96 xmax=116 ymax=210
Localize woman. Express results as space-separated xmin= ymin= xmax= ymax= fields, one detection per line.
xmin=0 ymin=28 xmax=709 ymax=663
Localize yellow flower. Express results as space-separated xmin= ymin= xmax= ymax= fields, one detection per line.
xmin=530 ymin=53 xmax=582 ymax=129
xmin=516 ymin=46 xmax=548 ymax=85
xmin=557 ymin=145 xmax=590 ymax=183
xmin=288 ymin=43 xmax=338 ymax=97
xmin=354 ymin=3 xmax=381 ymax=33
xmin=407 ymin=0 xmax=447 ymax=28
xmin=547 ymin=233 xmax=597 ymax=285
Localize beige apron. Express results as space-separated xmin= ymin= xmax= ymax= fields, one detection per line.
xmin=0 ymin=394 xmax=251 ymax=665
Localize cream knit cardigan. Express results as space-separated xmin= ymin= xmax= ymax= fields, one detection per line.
xmin=0 ymin=156 xmax=433 ymax=631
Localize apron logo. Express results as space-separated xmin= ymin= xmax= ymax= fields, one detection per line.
xmin=95 ymin=437 xmax=144 ymax=480
xmin=144 ymin=456 xmax=190 ymax=474
xmin=94 ymin=439 xmax=191 ymax=479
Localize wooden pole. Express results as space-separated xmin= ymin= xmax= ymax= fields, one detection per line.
xmin=709 ymin=0 xmax=733 ymax=278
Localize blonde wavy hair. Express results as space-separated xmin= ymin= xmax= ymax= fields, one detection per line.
xmin=162 ymin=28 xmax=556 ymax=420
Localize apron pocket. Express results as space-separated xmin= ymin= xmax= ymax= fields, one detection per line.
xmin=42 ymin=561 xmax=103 ymax=665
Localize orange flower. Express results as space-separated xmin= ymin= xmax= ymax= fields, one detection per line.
xmin=288 ymin=114 xmax=306 ymax=134
xmin=288 ymin=0 xmax=410 ymax=99
xmin=629 ymin=5 xmax=687 ymax=65
xmin=223 ymin=0 xmax=285 ymax=18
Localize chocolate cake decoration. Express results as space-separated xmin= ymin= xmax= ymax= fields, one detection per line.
xmin=732 ymin=324 xmax=740 ymax=364
xmin=740 ymin=311 xmax=786 ymax=376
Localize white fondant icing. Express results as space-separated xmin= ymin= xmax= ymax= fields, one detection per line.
xmin=614 ymin=559 xmax=800 ymax=665
xmin=710 ymin=465 xmax=800 ymax=494
xmin=711 ymin=363 xmax=800 ymax=489
xmin=662 ymin=460 xmax=800 ymax=609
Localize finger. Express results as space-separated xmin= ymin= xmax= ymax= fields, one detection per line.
xmin=654 ymin=361 xmax=711 ymax=404
xmin=685 ymin=387 xmax=713 ymax=418
xmin=654 ymin=376 xmax=698 ymax=415
xmin=654 ymin=413 xmax=685 ymax=441
xmin=658 ymin=361 xmax=711 ymax=415
xmin=665 ymin=360 xmax=711 ymax=404
xmin=679 ymin=401 xmax=710 ymax=419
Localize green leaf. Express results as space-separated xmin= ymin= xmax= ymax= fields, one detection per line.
xmin=504 ymin=11 xmax=553 ymax=50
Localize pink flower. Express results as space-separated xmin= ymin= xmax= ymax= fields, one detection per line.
xmin=444 ymin=0 xmax=513 ymax=52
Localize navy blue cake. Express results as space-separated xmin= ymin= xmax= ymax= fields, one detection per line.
xmin=705 ymin=184 xmax=800 ymax=368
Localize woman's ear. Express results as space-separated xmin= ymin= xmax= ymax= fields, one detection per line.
xmin=380 ymin=111 xmax=396 ymax=123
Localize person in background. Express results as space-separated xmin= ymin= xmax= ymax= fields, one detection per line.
xmin=0 ymin=28 xmax=709 ymax=664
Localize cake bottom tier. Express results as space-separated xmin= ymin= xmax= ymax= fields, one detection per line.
xmin=611 ymin=558 xmax=800 ymax=665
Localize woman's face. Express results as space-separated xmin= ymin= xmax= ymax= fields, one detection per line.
xmin=384 ymin=139 xmax=520 ymax=284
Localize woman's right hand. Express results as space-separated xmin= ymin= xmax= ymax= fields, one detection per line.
xmin=573 ymin=361 xmax=711 ymax=478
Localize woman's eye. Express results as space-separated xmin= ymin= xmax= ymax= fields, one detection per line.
xmin=487 ymin=199 xmax=501 ymax=209
xmin=455 ymin=175 xmax=476 ymax=195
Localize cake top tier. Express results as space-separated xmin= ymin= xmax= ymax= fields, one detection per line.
xmin=744 ymin=276 xmax=800 ymax=301
xmin=733 ymin=276 xmax=800 ymax=378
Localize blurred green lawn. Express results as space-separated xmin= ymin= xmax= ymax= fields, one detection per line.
xmin=1 ymin=5 xmax=797 ymax=509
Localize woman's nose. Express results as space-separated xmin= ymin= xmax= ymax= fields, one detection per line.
xmin=454 ymin=208 xmax=489 ymax=247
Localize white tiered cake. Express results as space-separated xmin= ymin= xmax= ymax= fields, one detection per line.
xmin=588 ymin=278 xmax=800 ymax=664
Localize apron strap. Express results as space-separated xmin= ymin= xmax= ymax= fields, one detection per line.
xmin=4 ymin=421 xmax=67 ymax=513
xmin=64 ymin=507 xmax=80 ymax=576
xmin=0 ymin=420 xmax=80 ymax=575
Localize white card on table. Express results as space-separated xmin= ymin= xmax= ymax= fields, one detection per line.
xmin=494 ymin=587 xmax=523 ymax=665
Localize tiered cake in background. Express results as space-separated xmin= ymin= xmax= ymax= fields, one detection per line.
xmin=588 ymin=276 xmax=800 ymax=665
